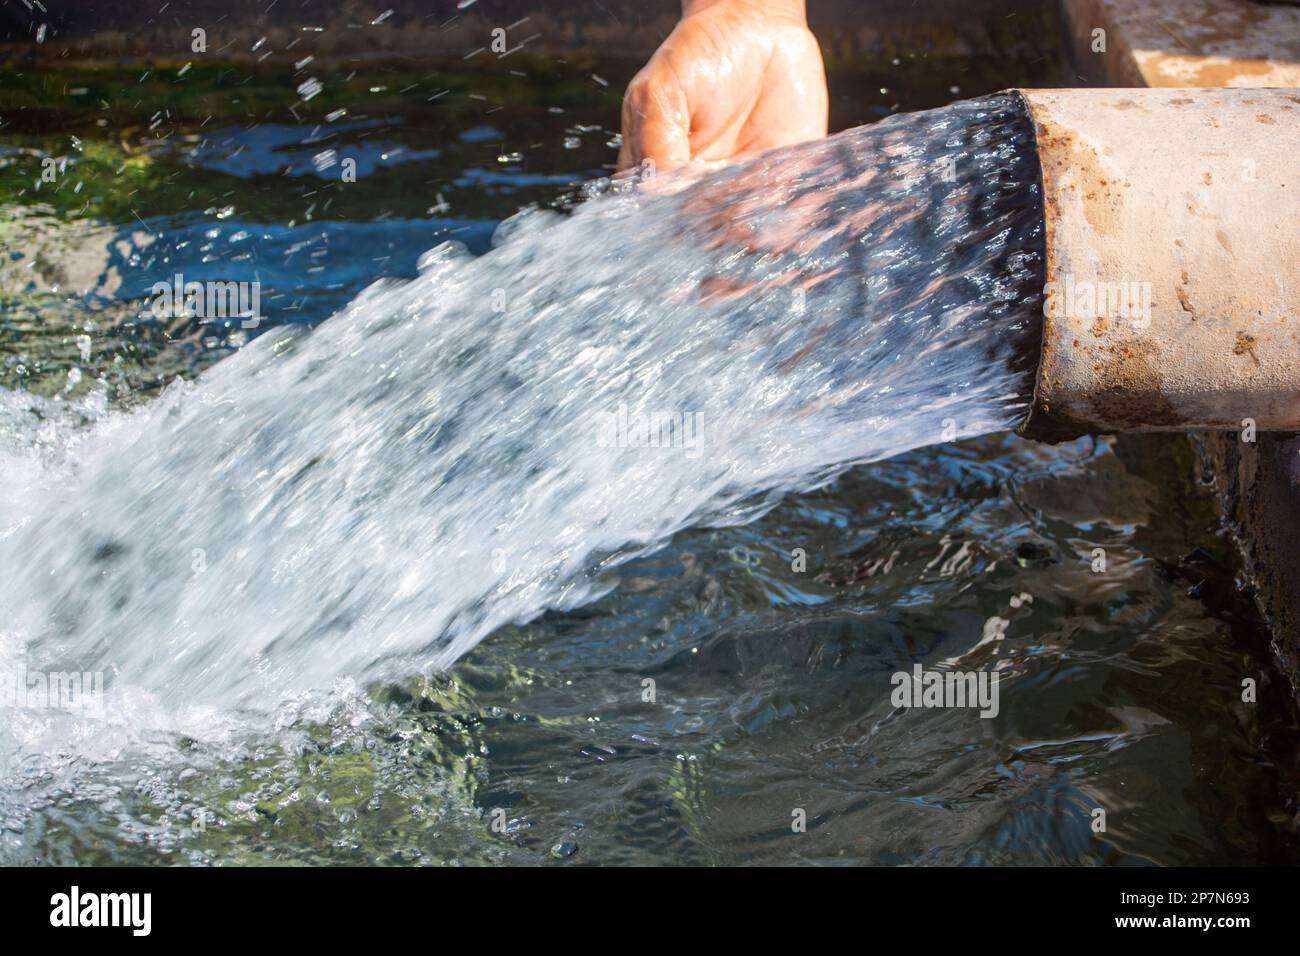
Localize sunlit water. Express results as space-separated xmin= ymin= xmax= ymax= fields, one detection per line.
xmin=2 ymin=98 xmax=1041 ymax=723
xmin=2 ymin=89 xmax=1298 ymax=866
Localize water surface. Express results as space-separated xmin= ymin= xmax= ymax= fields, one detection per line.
xmin=1 ymin=49 xmax=1296 ymax=867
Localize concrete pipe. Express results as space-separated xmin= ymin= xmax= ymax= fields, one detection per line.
xmin=1014 ymin=88 xmax=1300 ymax=440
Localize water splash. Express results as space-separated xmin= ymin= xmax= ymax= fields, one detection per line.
xmin=0 ymin=95 xmax=1044 ymax=745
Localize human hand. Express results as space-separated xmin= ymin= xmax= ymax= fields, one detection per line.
xmin=616 ymin=0 xmax=828 ymax=173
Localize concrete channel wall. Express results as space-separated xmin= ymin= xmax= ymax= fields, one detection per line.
xmin=1058 ymin=0 xmax=1300 ymax=690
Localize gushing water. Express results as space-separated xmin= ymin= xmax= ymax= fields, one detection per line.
xmin=0 ymin=95 xmax=1044 ymax=760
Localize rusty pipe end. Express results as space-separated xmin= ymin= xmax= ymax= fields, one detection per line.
xmin=1012 ymin=88 xmax=1300 ymax=440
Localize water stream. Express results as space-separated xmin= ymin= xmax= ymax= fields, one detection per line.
xmin=0 ymin=94 xmax=1042 ymax=729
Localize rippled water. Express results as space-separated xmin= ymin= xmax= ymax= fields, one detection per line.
xmin=2 ymin=57 xmax=1298 ymax=866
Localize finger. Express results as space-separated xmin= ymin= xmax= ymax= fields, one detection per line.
xmin=618 ymin=72 xmax=692 ymax=173
xmin=616 ymin=88 xmax=638 ymax=171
